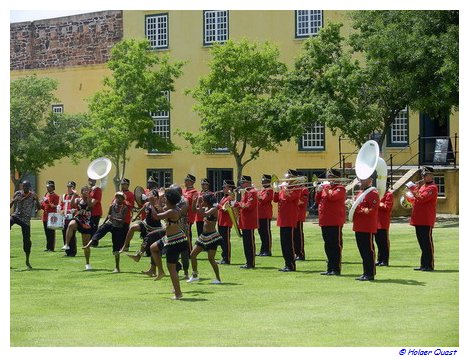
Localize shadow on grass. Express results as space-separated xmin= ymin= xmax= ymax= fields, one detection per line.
xmin=372 ymin=279 xmax=426 ymax=286
xmin=434 ymin=223 xmax=459 ymax=228
xmin=177 ymin=297 xmax=209 ymax=302
xmin=13 ymin=267 xmax=59 ymax=272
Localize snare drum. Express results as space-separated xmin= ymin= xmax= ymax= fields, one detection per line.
xmin=47 ymin=213 xmax=65 ymax=230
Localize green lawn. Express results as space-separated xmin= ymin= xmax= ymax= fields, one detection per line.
xmin=10 ymin=218 xmax=458 ymax=347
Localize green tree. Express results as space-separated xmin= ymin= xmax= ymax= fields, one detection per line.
xmin=83 ymin=39 xmax=184 ymax=190
xmin=180 ymin=39 xmax=291 ymax=181
xmin=10 ymin=75 xmax=86 ymax=190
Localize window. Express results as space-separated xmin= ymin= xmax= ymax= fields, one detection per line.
xmin=295 ymin=10 xmax=323 ymax=38
xmin=207 ymin=168 xmax=233 ymax=196
xmin=146 ymin=13 xmax=169 ymax=49
xmin=388 ymin=107 xmax=409 ymax=146
xmin=203 ymin=10 xmax=228 ymax=45
xmin=52 ymin=105 xmax=63 ymax=113
xmin=149 ymin=92 xmax=170 ymax=153
xmin=434 ymin=175 xmax=446 ymax=198
xmin=299 ymin=122 xmax=325 ymax=151
xmin=147 ymin=169 xmax=173 ymax=188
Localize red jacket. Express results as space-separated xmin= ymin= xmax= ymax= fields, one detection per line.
xmin=41 ymin=192 xmax=60 ymax=222
xmin=377 ymin=191 xmax=394 ymax=230
xmin=217 ymin=195 xmax=233 ymax=228
xmin=258 ymin=188 xmax=274 ymax=220
xmin=234 ymin=188 xmax=258 ymax=230
xmin=315 ymin=184 xmax=346 ymax=227
xmin=297 ymin=186 xmax=310 ymax=222
xmin=195 ymin=190 xmax=211 ymax=222
xmin=183 ymin=187 xmax=198 ymax=224
xmin=410 ymin=182 xmax=438 ymax=227
xmin=122 ymin=190 xmax=135 ymax=224
xmin=352 ymin=188 xmax=379 ymax=233
xmin=273 ymin=188 xmax=301 ymax=228
xmin=89 ymin=186 xmax=103 ymax=217
xmin=60 ymin=192 xmax=79 ymax=219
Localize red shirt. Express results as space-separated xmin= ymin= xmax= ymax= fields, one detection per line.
xmin=273 ymin=188 xmax=301 ymax=228
xmin=258 ymin=188 xmax=274 ymax=220
xmin=217 ymin=195 xmax=233 ymax=227
xmin=89 ymin=186 xmax=102 ymax=217
xmin=195 ymin=190 xmax=211 ymax=222
xmin=377 ymin=191 xmax=394 ymax=230
xmin=315 ymin=184 xmax=346 ymax=227
xmin=183 ymin=187 xmax=198 ymax=224
xmin=352 ymin=188 xmax=379 ymax=233
xmin=122 ymin=190 xmax=135 ymax=224
xmin=60 ymin=192 xmax=79 ymax=218
xmin=140 ymin=188 xmax=151 ymax=221
xmin=234 ymin=188 xmax=258 ymax=230
xmin=410 ymin=182 xmax=438 ymax=227
xmin=41 ymin=192 xmax=60 ymax=222
xmin=297 ymin=186 xmax=310 ymax=222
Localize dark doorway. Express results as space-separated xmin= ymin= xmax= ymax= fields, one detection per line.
xmin=419 ymin=113 xmax=453 ymax=165
xmin=207 ymin=168 xmax=233 ymax=200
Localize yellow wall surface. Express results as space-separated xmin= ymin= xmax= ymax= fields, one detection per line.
xmin=10 ymin=10 xmax=458 ymax=215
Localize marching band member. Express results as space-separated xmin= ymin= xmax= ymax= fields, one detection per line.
xmin=119 ymin=178 xmax=135 ymax=251
xmin=352 ymin=177 xmax=379 ymax=281
xmin=10 ymin=180 xmax=40 ymax=270
xmin=183 ymin=174 xmax=198 ymax=248
xmin=217 ymin=179 xmax=236 ymax=264
xmin=234 ymin=175 xmax=258 ymax=269
xmin=257 ymin=174 xmax=273 ymax=257
xmin=273 ymin=169 xmax=301 ymax=272
xmin=187 ymin=193 xmax=223 ymax=284
xmin=316 ymin=169 xmax=346 ymax=276
xmin=194 ymin=178 xmax=211 ymax=237
xmin=140 ymin=176 xmax=158 ymax=221
xmin=410 ymin=166 xmax=438 ymax=271
xmin=294 ymin=181 xmax=309 ymax=261
xmin=87 ymin=177 xmax=103 ymax=247
xmin=40 ymin=180 xmax=60 ymax=252
xmin=374 ymin=178 xmax=394 ymax=266
xmin=60 ymin=181 xmax=79 ymax=257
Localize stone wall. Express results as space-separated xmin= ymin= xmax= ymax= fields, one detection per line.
xmin=10 ymin=10 xmax=123 ymax=70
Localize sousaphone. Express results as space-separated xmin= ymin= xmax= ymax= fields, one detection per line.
xmin=87 ymin=157 xmax=112 ymax=189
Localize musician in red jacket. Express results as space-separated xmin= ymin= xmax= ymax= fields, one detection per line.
xmin=216 ymin=179 xmax=236 ymax=264
xmin=183 ymin=174 xmax=198 ymax=248
xmin=194 ymin=178 xmax=211 ymax=237
xmin=60 ymin=181 xmax=79 ymax=257
xmin=234 ymin=175 xmax=258 ymax=269
xmin=374 ymin=179 xmax=394 ymax=266
xmin=119 ymin=178 xmax=135 ymax=250
xmin=294 ymin=184 xmax=309 ymax=261
xmin=352 ymin=177 xmax=379 ymax=281
xmin=273 ymin=169 xmax=301 ymax=272
xmin=88 ymin=177 xmax=103 ymax=247
xmin=257 ymin=174 xmax=274 ymax=256
xmin=315 ymin=169 xmax=346 ymax=276
xmin=409 ymin=166 xmax=438 ymax=271
xmin=40 ymin=180 xmax=60 ymax=252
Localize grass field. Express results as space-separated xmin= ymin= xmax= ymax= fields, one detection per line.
xmin=10 ymin=218 xmax=459 ymax=347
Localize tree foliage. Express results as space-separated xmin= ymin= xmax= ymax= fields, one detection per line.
xmin=83 ymin=39 xmax=184 ymax=190
xmin=10 ymin=75 xmax=86 ymax=190
xmin=180 ymin=39 xmax=291 ymax=180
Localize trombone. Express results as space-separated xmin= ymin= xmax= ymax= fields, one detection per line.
xmin=271 ymin=174 xmax=349 ymax=192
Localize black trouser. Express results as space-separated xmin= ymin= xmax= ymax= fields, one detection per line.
xmin=374 ymin=229 xmax=390 ymax=264
xmin=196 ymin=221 xmax=204 ymax=237
xmin=280 ymin=226 xmax=296 ymax=270
xmin=414 ymin=225 xmax=434 ymax=270
xmin=257 ymin=218 xmax=272 ymax=254
xmin=42 ymin=221 xmax=56 ymax=251
xmin=242 ymin=229 xmax=256 ymax=267
xmin=143 ymin=230 xmax=165 ymax=266
xmin=90 ymin=216 xmax=101 ymax=247
xmin=321 ymin=226 xmax=343 ymax=273
xmin=293 ymin=221 xmax=305 ymax=259
xmin=10 ymin=216 xmax=31 ymax=255
xmin=355 ymin=232 xmax=376 ymax=277
xmin=62 ymin=220 xmax=77 ymax=256
xmin=218 ymin=225 xmax=231 ymax=262
xmin=187 ymin=223 xmax=194 ymax=250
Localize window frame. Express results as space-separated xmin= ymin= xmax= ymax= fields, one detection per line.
xmin=295 ymin=10 xmax=324 ymax=39
xmin=146 ymin=168 xmax=173 ymax=188
xmin=203 ymin=10 xmax=229 ymax=46
xmin=298 ymin=122 xmax=326 ymax=151
xmin=387 ymin=107 xmax=410 ymax=147
xmin=433 ymin=175 xmax=446 ymax=198
xmin=52 ymin=104 xmax=64 ymax=113
xmin=148 ymin=91 xmax=171 ymax=154
xmin=145 ymin=13 xmax=169 ymax=50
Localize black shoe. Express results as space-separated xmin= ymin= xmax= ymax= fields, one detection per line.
xmin=278 ymin=266 xmax=295 ymax=272
xmin=328 ymin=271 xmax=340 ymax=276
xmin=240 ymin=264 xmax=254 ymax=269
xmin=260 ymin=252 xmax=272 ymax=256
xmin=320 ymin=271 xmax=331 ymax=275
xmin=218 ymin=260 xmax=230 ymax=265
xmin=358 ymin=275 xmax=374 ymax=281
xmin=422 ymin=267 xmax=434 ymax=271
xmin=414 ymin=267 xmax=423 ymax=271
xmin=355 ymin=275 xmax=365 ymax=280
xmin=295 ymin=256 xmax=305 ymax=261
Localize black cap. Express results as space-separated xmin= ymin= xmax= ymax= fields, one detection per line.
xmin=46 ymin=180 xmax=55 ymax=187
xmin=201 ymin=178 xmax=210 ymax=185
xmin=120 ymin=178 xmax=130 ymax=185
xmin=185 ymin=174 xmax=196 ymax=182
xmin=240 ymin=175 xmax=252 ymax=182
xmin=67 ymin=181 xmax=76 ymax=188
xmin=147 ymin=176 xmax=157 ymax=184
xmin=22 ymin=180 xmax=31 ymax=188
xmin=262 ymin=174 xmax=272 ymax=181
xmin=115 ymin=191 xmax=125 ymax=198
xmin=222 ymin=179 xmax=236 ymax=188
xmin=421 ymin=166 xmax=434 ymax=176
xmin=326 ymin=169 xmax=341 ymax=178
xmin=286 ymin=169 xmax=299 ymax=177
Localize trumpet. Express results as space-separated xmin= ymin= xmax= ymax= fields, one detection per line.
xmin=399 ymin=179 xmax=424 ymax=209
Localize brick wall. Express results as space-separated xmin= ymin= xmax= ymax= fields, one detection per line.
xmin=10 ymin=10 xmax=123 ymax=70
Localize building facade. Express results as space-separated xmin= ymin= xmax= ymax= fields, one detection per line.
xmin=10 ymin=10 xmax=459 ymax=215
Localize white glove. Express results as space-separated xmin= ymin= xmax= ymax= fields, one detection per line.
xmin=405 ymin=181 xmax=416 ymax=189
xmin=141 ymin=194 xmax=148 ymax=201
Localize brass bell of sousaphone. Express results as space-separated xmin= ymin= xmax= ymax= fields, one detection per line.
xmin=87 ymin=157 xmax=112 ymax=189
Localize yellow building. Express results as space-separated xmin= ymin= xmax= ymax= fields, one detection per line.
xmin=10 ymin=10 xmax=459 ymax=215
